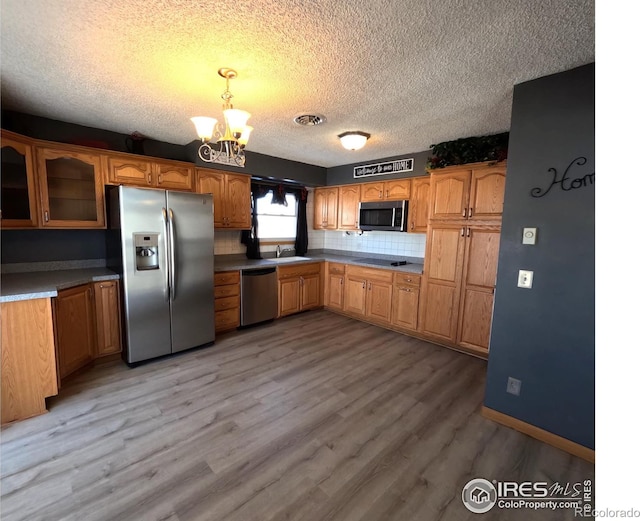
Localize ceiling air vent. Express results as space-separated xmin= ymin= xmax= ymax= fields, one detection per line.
xmin=294 ymin=114 xmax=326 ymax=126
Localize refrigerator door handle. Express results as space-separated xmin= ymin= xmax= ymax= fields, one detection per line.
xmin=168 ymin=208 xmax=177 ymax=301
xmin=162 ymin=207 xmax=171 ymax=301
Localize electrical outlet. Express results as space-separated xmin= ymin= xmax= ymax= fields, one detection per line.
xmin=517 ymin=270 xmax=534 ymax=289
xmin=506 ymin=377 xmax=522 ymax=396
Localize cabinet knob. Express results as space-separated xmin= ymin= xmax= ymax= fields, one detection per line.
xmin=147 ymin=173 xmax=152 ymax=184
xmin=368 ymin=282 xmax=372 ymax=291
xmin=44 ymin=211 xmax=49 ymax=222
xmin=468 ymin=207 xmax=473 ymax=218
xmin=158 ymin=174 xmax=163 ymax=184
xmin=462 ymin=208 xmax=467 ymax=218
xmin=379 ymin=191 xmax=383 ymax=199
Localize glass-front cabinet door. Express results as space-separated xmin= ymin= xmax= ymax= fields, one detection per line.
xmin=35 ymin=146 xmax=105 ymax=228
xmin=1 ymin=132 xmax=39 ymax=227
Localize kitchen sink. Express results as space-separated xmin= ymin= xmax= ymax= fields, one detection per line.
xmin=268 ymin=256 xmax=313 ymax=263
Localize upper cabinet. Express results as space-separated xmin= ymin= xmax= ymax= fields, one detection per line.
xmin=195 ymin=168 xmax=251 ymax=229
xmin=429 ymin=163 xmax=506 ymax=222
xmin=360 ymin=179 xmax=411 ymax=202
xmin=313 ymin=187 xmax=338 ymax=230
xmin=105 ymin=153 xmax=194 ymax=192
xmin=1 ymin=130 xmax=39 ymax=228
xmin=35 ymin=145 xmax=105 ymax=228
xmin=338 ymin=185 xmax=360 ymax=230
xmin=409 ymin=177 xmax=430 ymax=233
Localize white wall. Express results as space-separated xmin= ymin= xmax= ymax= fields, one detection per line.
xmin=213 ymin=188 xmax=426 ymax=258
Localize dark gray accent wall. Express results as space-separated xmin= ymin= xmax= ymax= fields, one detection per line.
xmin=185 ymin=141 xmax=326 ymax=186
xmin=326 ymin=150 xmax=432 ymax=186
xmin=1 ymin=230 xmax=107 ymax=263
xmin=484 ymin=64 xmax=595 ymax=449
xmin=1 ymin=110 xmax=189 ymax=162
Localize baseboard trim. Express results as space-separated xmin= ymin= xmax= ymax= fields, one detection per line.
xmin=481 ymin=406 xmax=595 ymax=463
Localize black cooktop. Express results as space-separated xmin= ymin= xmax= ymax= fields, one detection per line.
xmin=354 ymin=258 xmax=412 ymax=267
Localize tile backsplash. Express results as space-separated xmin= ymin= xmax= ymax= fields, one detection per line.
xmin=213 ymin=188 xmax=426 ymax=258
xmin=323 ymin=230 xmax=425 ymax=257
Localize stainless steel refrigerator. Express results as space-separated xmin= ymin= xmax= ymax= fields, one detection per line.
xmin=107 ymin=185 xmax=215 ymax=364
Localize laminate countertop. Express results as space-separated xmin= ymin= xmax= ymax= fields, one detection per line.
xmin=214 ymin=252 xmax=424 ymax=275
xmin=0 ymin=269 xmax=120 ymax=303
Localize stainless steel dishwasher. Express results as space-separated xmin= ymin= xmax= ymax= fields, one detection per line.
xmin=240 ymin=267 xmax=278 ymax=327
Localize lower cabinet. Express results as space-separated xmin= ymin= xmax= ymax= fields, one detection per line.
xmin=54 ymin=280 xmax=122 ymax=381
xmin=344 ymin=266 xmax=393 ymax=324
xmin=278 ymin=263 xmax=322 ymax=317
xmin=54 ymin=284 xmax=96 ymax=379
xmin=325 ymin=263 xmax=346 ymax=310
xmin=214 ymin=271 xmax=240 ymax=333
xmin=93 ymin=280 xmax=122 ymax=357
xmin=391 ymin=272 xmax=421 ymax=331
xmin=1 ymin=298 xmax=58 ymax=424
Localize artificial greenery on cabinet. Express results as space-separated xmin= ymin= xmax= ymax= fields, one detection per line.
xmin=426 ymin=132 xmax=508 ymax=170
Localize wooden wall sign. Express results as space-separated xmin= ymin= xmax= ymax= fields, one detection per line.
xmin=353 ymin=158 xmax=414 ymax=179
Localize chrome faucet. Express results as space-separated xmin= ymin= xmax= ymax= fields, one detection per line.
xmin=276 ymin=245 xmax=294 ymax=258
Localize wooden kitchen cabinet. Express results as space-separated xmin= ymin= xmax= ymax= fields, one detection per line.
xmin=54 ymin=284 xmax=96 ymax=380
xmin=105 ymin=154 xmax=195 ymax=191
xmin=456 ymin=227 xmax=501 ymax=351
xmin=278 ymin=262 xmax=322 ymax=317
xmin=392 ymin=272 xmax=421 ymax=330
xmin=344 ymin=266 xmax=393 ymax=324
xmin=93 ymin=280 xmax=122 ymax=357
xmin=1 ymin=130 xmax=39 ymax=228
xmin=214 ymin=270 xmax=240 ymax=332
xmin=154 ymin=160 xmax=194 ymax=191
xmin=338 ymin=185 xmax=360 ymax=230
xmin=409 ymin=177 xmax=430 ymax=233
xmin=429 ymin=162 xmax=506 ymax=222
xmin=35 ymin=145 xmax=106 ymax=228
xmin=325 ymin=263 xmax=346 ymax=310
xmin=1 ymin=298 xmax=58 ymax=425
xmin=420 ymin=223 xmax=500 ymax=354
xmin=196 ymin=169 xmax=251 ymax=229
xmin=313 ymin=187 xmax=338 ymax=230
xmin=360 ymin=179 xmax=411 ymax=202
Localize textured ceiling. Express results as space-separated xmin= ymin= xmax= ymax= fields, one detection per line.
xmin=0 ymin=0 xmax=594 ymax=168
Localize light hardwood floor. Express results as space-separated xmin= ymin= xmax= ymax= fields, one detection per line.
xmin=0 ymin=310 xmax=594 ymax=521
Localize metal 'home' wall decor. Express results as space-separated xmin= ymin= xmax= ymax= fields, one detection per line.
xmin=530 ymin=157 xmax=595 ymax=198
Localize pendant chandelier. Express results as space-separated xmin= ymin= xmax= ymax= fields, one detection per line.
xmin=191 ymin=68 xmax=253 ymax=167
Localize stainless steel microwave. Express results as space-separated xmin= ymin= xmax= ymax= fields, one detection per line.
xmin=358 ymin=200 xmax=409 ymax=232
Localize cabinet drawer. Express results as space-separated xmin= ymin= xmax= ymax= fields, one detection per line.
xmin=214 ymin=284 xmax=240 ymax=299
xmin=215 ymin=271 xmax=240 ymax=286
xmin=393 ymin=272 xmax=421 ymax=287
xmin=214 ymin=296 xmax=240 ymax=312
xmin=278 ymin=262 xmax=321 ymax=280
xmin=215 ymin=308 xmax=239 ymax=331
xmin=328 ymin=262 xmax=345 ymax=275
xmin=346 ymin=265 xmax=393 ymax=283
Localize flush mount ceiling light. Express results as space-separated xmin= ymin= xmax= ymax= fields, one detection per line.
xmin=338 ymin=131 xmax=370 ymax=151
xmin=191 ymin=68 xmax=253 ymax=167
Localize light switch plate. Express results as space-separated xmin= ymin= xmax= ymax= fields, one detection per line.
xmin=522 ymin=227 xmax=537 ymax=245
xmin=517 ymin=270 xmax=534 ymax=289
